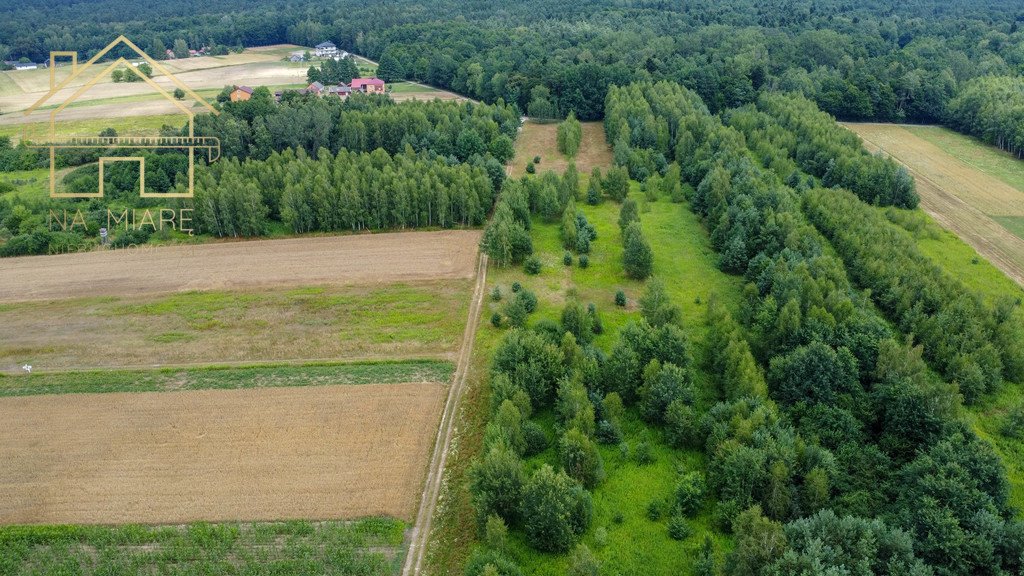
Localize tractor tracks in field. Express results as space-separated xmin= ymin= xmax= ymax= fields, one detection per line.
xmin=402 ymin=252 xmax=488 ymax=576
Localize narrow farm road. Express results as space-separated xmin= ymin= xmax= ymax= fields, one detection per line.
xmin=402 ymin=252 xmax=488 ymax=576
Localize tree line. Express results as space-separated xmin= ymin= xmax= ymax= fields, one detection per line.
xmin=946 ymin=75 xmax=1024 ymax=158
xmin=604 ymin=80 xmax=1024 ymax=575
xmin=192 ymin=147 xmax=495 ymax=237
xmin=803 ymin=188 xmax=1024 ymax=403
xmin=4 ymin=0 xmax=1022 ymax=139
xmin=744 ymin=93 xmax=918 ymax=208
xmin=195 ymin=90 xmax=519 ymax=168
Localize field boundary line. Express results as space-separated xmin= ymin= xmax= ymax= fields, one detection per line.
xmin=402 ymin=252 xmax=487 ymax=576
xmin=1 ymin=353 xmax=456 ymax=376
xmin=853 ymin=126 xmax=1024 ymax=288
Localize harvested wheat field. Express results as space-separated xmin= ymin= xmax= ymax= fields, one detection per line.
xmin=0 ymin=382 xmax=446 ymax=525
xmin=845 ymin=123 xmax=1024 ymax=287
xmin=511 ymin=121 xmax=612 ymax=176
xmin=0 ymin=230 xmax=482 ymax=303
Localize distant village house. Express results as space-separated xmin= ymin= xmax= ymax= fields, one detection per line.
xmin=229 ymin=85 xmax=254 ymax=102
xmin=315 ymin=41 xmax=338 ymax=58
xmin=4 ymin=60 xmax=46 ymax=71
xmin=274 ymin=77 xmax=385 ymax=102
xmin=350 ymin=77 xmax=385 ymax=94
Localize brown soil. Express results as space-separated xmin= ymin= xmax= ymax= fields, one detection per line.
xmin=0 ymin=230 xmax=482 ymax=303
xmin=0 ymin=382 xmax=446 ymax=525
xmin=845 ymin=123 xmax=1024 ymax=287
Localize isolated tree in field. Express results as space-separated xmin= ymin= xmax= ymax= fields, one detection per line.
xmin=561 ymin=200 xmax=579 ymax=251
xmin=503 ymin=295 xmax=528 ymax=328
xmin=110 ymin=69 xmax=124 ymax=82
xmin=622 ymin=221 xmax=653 ymax=279
xmin=561 ymin=163 xmax=579 ymax=203
xmin=675 ymin=471 xmax=705 ymax=516
xmin=173 ymin=87 xmax=185 ymax=100
xmin=172 ymin=38 xmax=189 ymax=59
xmin=694 ymin=536 xmax=716 ymax=576
xmin=557 ymin=111 xmax=583 ymax=157
xmin=568 ymin=544 xmax=600 ymax=576
xmin=520 ymin=465 xmax=592 ymax=552
xmin=561 ymin=300 xmax=594 ymax=344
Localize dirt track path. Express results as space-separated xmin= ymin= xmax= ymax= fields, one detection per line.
xmin=402 ymin=253 xmax=488 ymax=576
xmin=847 ymin=123 xmax=1024 ymax=288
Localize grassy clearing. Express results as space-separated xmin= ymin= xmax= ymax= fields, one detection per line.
xmin=964 ymin=385 xmax=1024 ymax=512
xmin=0 ymin=517 xmax=405 ymax=576
xmin=0 ymin=167 xmax=51 ymax=200
xmin=1 ymin=114 xmax=187 ymax=141
xmin=0 ymin=281 xmax=472 ymax=370
xmin=511 ymin=122 xmax=613 ymax=177
xmin=388 ymin=82 xmax=441 ymax=94
xmin=426 ymin=183 xmax=738 ymax=574
xmin=903 ymin=125 xmax=1024 ymax=194
xmin=0 ymin=359 xmax=453 ymax=397
xmin=894 ymin=208 xmax=1024 ymax=303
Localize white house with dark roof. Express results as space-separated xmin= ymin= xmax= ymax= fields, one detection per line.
xmin=315 ymin=41 xmax=338 ymax=58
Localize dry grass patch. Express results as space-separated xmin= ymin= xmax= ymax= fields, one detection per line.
xmin=0 ymin=382 xmax=446 ymax=525
xmin=512 ymin=121 xmax=612 ymax=176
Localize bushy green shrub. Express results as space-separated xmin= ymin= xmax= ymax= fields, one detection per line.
xmin=524 ymin=256 xmax=542 ymax=275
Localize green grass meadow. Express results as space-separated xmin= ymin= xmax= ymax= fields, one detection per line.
xmin=0 ymin=518 xmax=406 ymax=576
xmin=0 ymin=359 xmax=453 ymax=397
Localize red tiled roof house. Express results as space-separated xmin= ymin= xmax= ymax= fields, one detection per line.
xmin=350 ymin=77 xmax=386 ymax=94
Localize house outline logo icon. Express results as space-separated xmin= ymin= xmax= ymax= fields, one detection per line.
xmin=21 ymin=35 xmax=221 ymax=199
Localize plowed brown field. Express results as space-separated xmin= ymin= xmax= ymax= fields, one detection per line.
xmin=0 ymin=230 xmax=482 ymax=302
xmin=0 ymin=382 xmax=445 ymax=525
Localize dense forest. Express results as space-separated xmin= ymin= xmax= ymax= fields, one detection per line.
xmin=3 ymin=0 xmax=1023 ymax=144
xmin=465 ymin=79 xmax=1024 ymax=575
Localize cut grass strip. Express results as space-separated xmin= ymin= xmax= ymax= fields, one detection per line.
xmin=0 ymin=518 xmax=405 ymax=576
xmin=0 ymin=359 xmax=454 ymax=397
